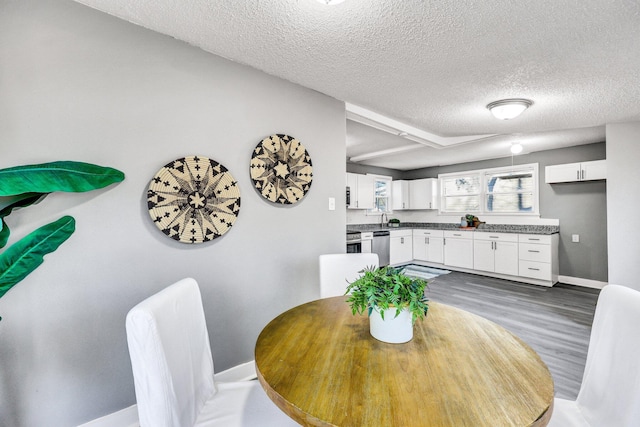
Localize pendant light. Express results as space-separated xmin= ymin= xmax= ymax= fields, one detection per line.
xmin=487 ymin=99 xmax=532 ymax=120
xmin=510 ymin=143 xmax=523 ymax=154
xmin=316 ymin=0 xmax=347 ymax=4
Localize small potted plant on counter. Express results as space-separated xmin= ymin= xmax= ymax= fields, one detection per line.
xmin=345 ymin=266 xmax=428 ymax=343
xmin=388 ymin=218 xmax=400 ymax=228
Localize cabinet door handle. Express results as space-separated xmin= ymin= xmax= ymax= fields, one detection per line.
xmin=528 ymin=250 xmax=540 ymax=253
xmin=490 ymin=235 xmax=499 ymax=239
xmin=582 ymin=169 xmax=585 ymax=180
xmin=401 ymin=237 xmax=404 ymax=244
xmin=528 ymin=267 xmax=540 ymax=271
xmin=577 ymin=170 xmax=580 ymax=180
xmin=528 ymin=238 xmax=540 ymax=241
xmin=443 ymin=238 xmax=446 ymax=245
xmin=453 ymin=233 xmax=461 ymax=237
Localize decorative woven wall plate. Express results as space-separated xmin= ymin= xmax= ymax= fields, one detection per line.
xmin=250 ymin=134 xmax=313 ymax=204
xmin=147 ymin=156 xmax=241 ymax=243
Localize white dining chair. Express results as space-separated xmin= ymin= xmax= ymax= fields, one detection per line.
xmin=319 ymin=253 xmax=379 ymax=298
xmin=548 ymin=284 xmax=640 ymax=427
xmin=125 ymin=278 xmax=298 ymax=427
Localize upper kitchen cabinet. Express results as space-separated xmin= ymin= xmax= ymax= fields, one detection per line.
xmin=545 ymin=160 xmax=606 ymax=183
xmin=392 ymin=178 xmax=438 ymax=210
xmin=346 ymin=172 xmax=375 ymax=209
xmin=392 ymin=180 xmax=410 ymax=210
xmin=409 ymin=178 xmax=438 ymax=210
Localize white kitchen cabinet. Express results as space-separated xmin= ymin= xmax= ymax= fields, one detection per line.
xmin=545 ymin=160 xmax=606 ymax=183
xmin=473 ymin=232 xmax=518 ymax=276
xmin=413 ymin=229 xmax=444 ymax=263
xmin=361 ymin=232 xmax=373 ymax=253
xmin=392 ymin=180 xmax=410 ymax=210
xmin=443 ymin=230 xmax=473 ymax=269
xmin=409 ymin=178 xmax=439 ymax=210
xmin=392 ymin=178 xmax=438 ymax=210
xmin=518 ymin=234 xmax=559 ymax=285
xmin=390 ymin=229 xmax=413 ymax=265
xmin=346 ymin=173 xmax=374 ymax=209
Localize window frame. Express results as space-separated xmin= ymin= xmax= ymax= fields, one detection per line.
xmin=366 ymin=174 xmax=393 ymax=215
xmin=439 ymin=163 xmax=539 ymax=216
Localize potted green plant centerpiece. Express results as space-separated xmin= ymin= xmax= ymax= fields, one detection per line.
xmin=388 ymin=218 xmax=400 ymax=228
xmin=345 ymin=266 xmax=428 ymax=343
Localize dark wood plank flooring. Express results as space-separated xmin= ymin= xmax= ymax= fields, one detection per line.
xmin=425 ymin=271 xmax=600 ymax=400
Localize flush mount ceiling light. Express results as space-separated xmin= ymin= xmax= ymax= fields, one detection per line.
xmin=487 ymin=98 xmax=532 ymax=120
xmin=316 ymin=0 xmax=347 ymax=4
xmin=510 ymin=143 xmax=523 ymax=154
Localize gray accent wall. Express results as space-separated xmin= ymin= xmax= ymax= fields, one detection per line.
xmin=0 ymin=1 xmax=346 ymax=426
xmin=346 ymin=161 xmax=404 ymax=179
xmin=393 ymin=143 xmax=608 ymax=283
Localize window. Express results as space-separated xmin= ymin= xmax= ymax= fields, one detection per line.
xmin=368 ymin=174 xmax=392 ymax=215
xmin=485 ymin=170 xmax=534 ymax=213
xmin=440 ymin=164 xmax=538 ymax=215
xmin=441 ymin=174 xmax=481 ymax=212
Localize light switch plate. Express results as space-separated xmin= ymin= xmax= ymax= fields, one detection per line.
xmin=572 ymin=234 xmax=579 ymax=243
xmin=328 ymin=197 xmax=335 ymax=211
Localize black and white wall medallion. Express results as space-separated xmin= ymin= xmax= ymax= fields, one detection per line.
xmin=250 ymin=134 xmax=313 ymax=205
xmin=147 ymin=156 xmax=241 ymax=243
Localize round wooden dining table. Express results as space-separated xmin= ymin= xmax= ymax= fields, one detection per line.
xmin=255 ymin=296 xmax=554 ymax=427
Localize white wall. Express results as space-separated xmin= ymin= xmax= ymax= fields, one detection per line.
xmin=0 ymin=1 xmax=346 ymax=426
xmin=606 ymin=122 xmax=640 ymax=290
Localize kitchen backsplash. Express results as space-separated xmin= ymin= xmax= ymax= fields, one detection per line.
xmin=347 ymin=208 xmax=559 ymax=226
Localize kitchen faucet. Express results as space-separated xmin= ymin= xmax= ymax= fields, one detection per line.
xmin=381 ymin=213 xmax=388 ymax=226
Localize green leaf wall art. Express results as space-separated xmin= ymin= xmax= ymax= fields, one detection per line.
xmin=0 ymin=161 xmax=125 ymax=320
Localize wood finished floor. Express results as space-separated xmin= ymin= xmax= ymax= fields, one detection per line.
xmin=425 ymin=271 xmax=601 ymax=400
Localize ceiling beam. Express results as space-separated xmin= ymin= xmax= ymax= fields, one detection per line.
xmin=349 ymin=144 xmax=423 ymax=162
xmin=346 ymin=103 xmax=496 ymax=148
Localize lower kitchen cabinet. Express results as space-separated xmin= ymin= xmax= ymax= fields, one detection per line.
xmin=390 ymin=229 xmax=413 ymax=265
xmin=413 ymin=229 xmax=444 ymax=263
xmin=473 ymin=232 xmax=519 ymax=276
xmin=518 ymin=234 xmax=559 ymax=283
xmin=372 ymin=227 xmax=558 ymax=286
xmin=443 ymin=230 xmax=473 ymax=269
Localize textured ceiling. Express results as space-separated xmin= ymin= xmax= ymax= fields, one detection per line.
xmin=73 ymin=0 xmax=639 ymax=169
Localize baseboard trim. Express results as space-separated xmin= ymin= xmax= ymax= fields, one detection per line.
xmin=558 ymin=275 xmax=607 ymax=289
xmin=214 ymin=360 xmax=258 ymax=382
xmin=77 ymin=405 xmax=139 ymax=427
xmin=77 ymin=361 xmax=258 ymax=427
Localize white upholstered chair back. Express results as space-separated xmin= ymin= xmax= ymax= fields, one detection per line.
xmin=319 ymin=253 xmax=379 ymax=298
xmin=126 ymin=278 xmax=298 ymax=427
xmin=549 ymin=284 xmax=640 ymax=426
xmin=126 ymin=278 xmax=215 ymax=427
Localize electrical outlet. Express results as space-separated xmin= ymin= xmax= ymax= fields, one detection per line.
xmin=328 ymin=197 xmax=335 ymax=211
xmin=572 ymin=234 xmax=580 ymax=243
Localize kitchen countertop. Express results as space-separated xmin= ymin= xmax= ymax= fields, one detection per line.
xmin=347 ymin=222 xmax=559 ymax=235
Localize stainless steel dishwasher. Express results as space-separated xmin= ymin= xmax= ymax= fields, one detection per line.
xmin=372 ymin=230 xmax=390 ymax=266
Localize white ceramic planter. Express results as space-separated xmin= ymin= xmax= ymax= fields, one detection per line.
xmin=369 ymin=307 xmax=413 ymax=343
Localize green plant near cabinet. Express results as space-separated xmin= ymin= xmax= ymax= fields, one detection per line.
xmin=345 ymin=266 xmax=429 ymax=323
xmin=0 ymin=161 xmax=125 ymax=320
